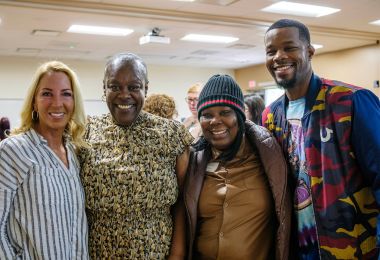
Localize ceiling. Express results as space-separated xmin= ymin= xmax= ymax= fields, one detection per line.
xmin=0 ymin=0 xmax=379 ymax=69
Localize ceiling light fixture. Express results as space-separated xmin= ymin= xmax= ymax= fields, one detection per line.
xmin=181 ymin=34 xmax=239 ymax=43
xmin=261 ymin=1 xmax=340 ymax=17
xmin=369 ymin=19 xmax=380 ymax=26
xmin=139 ymin=27 xmax=170 ymax=45
xmin=67 ymin=25 xmax=133 ymax=36
xmin=32 ymin=30 xmax=61 ymax=37
xmin=16 ymin=48 xmax=41 ymax=54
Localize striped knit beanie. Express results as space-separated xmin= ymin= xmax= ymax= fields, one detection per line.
xmin=197 ymin=74 xmax=246 ymax=121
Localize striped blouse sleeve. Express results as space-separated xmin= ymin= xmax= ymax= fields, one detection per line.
xmin=0 ymin=139 xmax=30 ymax=258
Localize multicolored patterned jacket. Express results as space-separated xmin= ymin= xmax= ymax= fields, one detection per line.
xmin=262 ymin=74 xmax=380 ymax=259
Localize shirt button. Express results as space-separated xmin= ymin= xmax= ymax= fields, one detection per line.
xmin=224 ymin=202 xmax=228 ymax=208
xmin=219 ymin=232 xmax=224 ymax=237
xmin=225 ymin=179 xmax=230 ymax=184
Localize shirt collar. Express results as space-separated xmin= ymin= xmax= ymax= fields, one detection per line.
xmin=211 ymin=134 xmax=249 ymax=160
xmin=27 ymin=128 xmax=48 ymax=145
xmin=281 ymin=73 xmax=322 ymax=115
xmin=108 ymin=110 xmax=146 ymax=129
xmin=304 ymin=73 xmax=322 ymax=113
xmin=26 ymin=128 xmax=70 ymax=146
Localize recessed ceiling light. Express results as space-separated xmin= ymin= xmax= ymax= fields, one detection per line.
xmin=227 ymin=43 xmax=256 ymax=49
xmin=312 ymin=44 xmax=323 ymax=49
xmin=369 ymin=19 xmax=380 ymax=26
xmin=261 ymin=1 xmax=340 ymax=17
xmin=16 ymin=48 xmax=41 ymax=54
xmin=32 ymin=30 xmax=61 ymax=37
xmin=67 ymin=25 xmax=133 ymax=36
xmin=181 ymin=34 xmax=239 ymax=43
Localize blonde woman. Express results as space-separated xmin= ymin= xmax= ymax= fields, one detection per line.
xmin=0 ymin=61 xmax=89 ymax=259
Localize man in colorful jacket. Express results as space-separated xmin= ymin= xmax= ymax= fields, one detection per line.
xmin=262 ymin=18 xmax=380 ymax=259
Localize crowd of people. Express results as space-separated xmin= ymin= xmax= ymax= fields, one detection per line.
xmin=0 ymin=19 xmax=379 ymax=260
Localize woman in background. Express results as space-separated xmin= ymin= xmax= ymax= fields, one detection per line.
xmin=144 ymin=93 xmax=177 ymax=119
xmin=185 ymin=74 xmax=291 ymax=260
xmin=244 ymin=94 xmax=265 ymax=125
xmin=182 ymin=83 xmax=203 ymax=140
xmin=0 ymin=117 xmax=10 ymax=141
xmin=0 ymin=61 xmax=88 ymax=259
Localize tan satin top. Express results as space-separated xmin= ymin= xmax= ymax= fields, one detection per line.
xmin=195 ymin=137 xmax=275 ymax=260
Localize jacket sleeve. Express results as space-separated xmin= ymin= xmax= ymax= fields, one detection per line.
xmin=0 ymin=141 xmax=21 ymax=259
xmin=351 ymin=89 xmax=380 ymax=245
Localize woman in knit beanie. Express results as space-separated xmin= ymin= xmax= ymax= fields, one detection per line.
xmin=184 ymin=74 xmax=292 ymax=260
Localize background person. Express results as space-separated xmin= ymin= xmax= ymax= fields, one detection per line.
xmin=185 ymin=74 xmax=291 ymax=260
xmin=143 ymin=93 xmax=177 ymax=119
xmin=80 ymin=53 xmax=193 ymax=259
xmin=0 ymin=117 xmax=10 ymax=141
xmin=262 ymin=19 xmax=380 ymax=259
xmin=244 ymin=94 xmax=265 ymax=125
xmin=182 ymin=83 xmax=203 ymax=140
xmin=0 ymin=61 xmax=88 ymax=259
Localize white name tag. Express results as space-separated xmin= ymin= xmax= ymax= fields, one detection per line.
xmin=206 ymin=162 xmax=219 ymax=172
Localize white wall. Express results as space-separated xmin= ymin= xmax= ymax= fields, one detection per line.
xmin=0 ymin=56 xmax=233 ymax=127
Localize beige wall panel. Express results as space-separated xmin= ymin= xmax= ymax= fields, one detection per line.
xmin=0 ymin=56 xmax=233 ymax=127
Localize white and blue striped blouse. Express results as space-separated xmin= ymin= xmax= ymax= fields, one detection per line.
xmin=0 ymin=129 xmax=88 ymax=259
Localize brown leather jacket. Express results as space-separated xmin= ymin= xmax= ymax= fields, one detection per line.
xmin=184 ymin=121 xmax=291 ymax=260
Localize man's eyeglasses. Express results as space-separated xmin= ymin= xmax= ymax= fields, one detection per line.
xmin=185 ymin=97 xmax=199 ymax=103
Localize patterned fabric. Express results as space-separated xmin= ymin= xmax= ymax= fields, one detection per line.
xmin=262 ymin=74 xmax=380 ymax=259
xmin=0 ymin=129 xmax=88 ymax=259
xmin=287 ymin=100 xmax=319 ymax=259
xmin=80 ymin=111 xmax=193 ymax=259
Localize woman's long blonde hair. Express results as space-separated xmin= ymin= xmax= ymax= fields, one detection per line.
xmin=12 ymin=61 xmax=87 ymax=148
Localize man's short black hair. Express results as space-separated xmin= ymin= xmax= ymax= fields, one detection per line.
xmin=267 ymin=19 xmax=311 ymax=45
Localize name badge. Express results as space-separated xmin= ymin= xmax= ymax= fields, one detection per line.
xmin=206 ymin=162 xmax=219 ymax=173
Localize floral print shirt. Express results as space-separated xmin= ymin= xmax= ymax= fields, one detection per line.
xmin=80 ymin=111 xmax=193 ymax=259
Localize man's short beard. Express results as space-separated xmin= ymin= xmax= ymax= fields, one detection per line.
xmin=276 ymin=76 xmax=297 ymax=90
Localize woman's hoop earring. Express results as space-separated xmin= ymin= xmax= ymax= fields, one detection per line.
xmin=101 ymin=93 xmax=106 ymax=102
xmin=31 ymin=110 xmax=39 ymax=121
